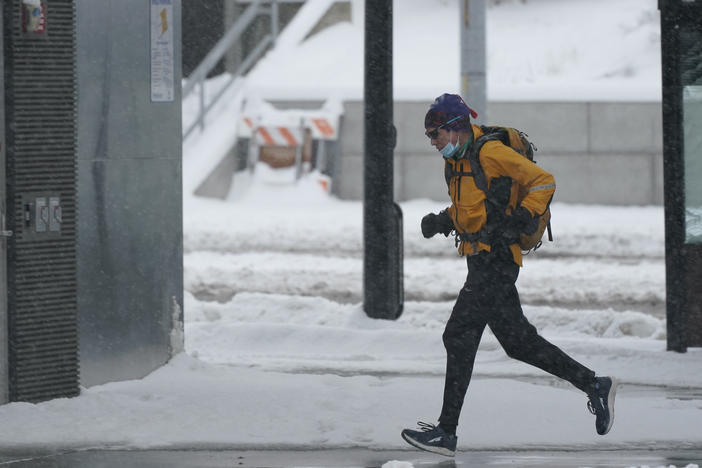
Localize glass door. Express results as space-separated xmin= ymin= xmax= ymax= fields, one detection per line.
xmin=681 ymin=24 xmax=702 ymax=243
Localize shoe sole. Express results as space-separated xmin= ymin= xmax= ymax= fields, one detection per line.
xmin=601 ymin=377 xmax=618 ymax=435
xmin=401 ymin=432 xmax=455 ymax=457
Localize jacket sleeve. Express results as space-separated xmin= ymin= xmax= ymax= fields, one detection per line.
xmin=446 ymin=204 xmax=456 ymax=225
xmin=479 ymin=141 xmax=555 ymax=216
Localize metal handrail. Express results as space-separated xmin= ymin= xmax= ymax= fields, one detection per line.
xmin=183 ymin=34 xmax=274 ymax=140
xmin=183 ymin=0 xmax=279 ymax=140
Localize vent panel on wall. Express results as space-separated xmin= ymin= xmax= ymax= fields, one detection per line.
xmin=4 ymin=0 xmax=79 ymax=402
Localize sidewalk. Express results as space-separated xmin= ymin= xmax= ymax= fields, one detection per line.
xmin=1 ymin=448 xmax=701 ymax=468
xmin=0 ymin=355 xmax=700 ymax=454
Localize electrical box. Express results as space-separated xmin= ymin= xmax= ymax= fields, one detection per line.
xmin=21 ymin=193 xmax=62 ymax=240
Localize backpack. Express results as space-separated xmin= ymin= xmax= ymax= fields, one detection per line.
xmin=468 ymin=126 xmax=553 ymax=253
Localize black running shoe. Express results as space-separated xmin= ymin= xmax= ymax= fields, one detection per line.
xmin=587 ymin=376 xmax=618 ymax=435
xmin=401 ymin=421 xmax=457 ymax=457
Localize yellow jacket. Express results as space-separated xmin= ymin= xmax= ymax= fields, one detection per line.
xmin=444 ymin=125 xmax=555 ymax=266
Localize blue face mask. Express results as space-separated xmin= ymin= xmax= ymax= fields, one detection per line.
xmin=440 ymin=139 xmax=458 ymax=158
xmin=431 ymin=116 xmax=463 ymax=158
xmin=440 ymin=134 xmax=473 ymax=159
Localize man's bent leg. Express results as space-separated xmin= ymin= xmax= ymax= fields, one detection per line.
xmin=489 ymin=284 xmax=595 ymax=393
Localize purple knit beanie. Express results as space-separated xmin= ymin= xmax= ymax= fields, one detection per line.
xmin=424 ymin=93 xmax=478 ymax=131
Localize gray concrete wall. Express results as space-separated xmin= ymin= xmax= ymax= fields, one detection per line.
xmin=76 ymin=0 xmax=183 ymax=387
xmin=336 ymin=101 xmax=664 ymax=206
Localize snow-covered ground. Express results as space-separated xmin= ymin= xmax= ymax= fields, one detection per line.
xmin=3 ymin=1 xmax=700 ymax=465
xmin=1 ymin=172 xmax=700 ymax=458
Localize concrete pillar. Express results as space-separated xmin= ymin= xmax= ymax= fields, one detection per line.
xmin=460 ymin=0 xmax=486 ymax=124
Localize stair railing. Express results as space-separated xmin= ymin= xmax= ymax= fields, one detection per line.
xmin=183 ymin=0 xmax=279 ymax=140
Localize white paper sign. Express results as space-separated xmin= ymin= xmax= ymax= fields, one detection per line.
xmin=150 ymin=0 xmax=174 ymax=102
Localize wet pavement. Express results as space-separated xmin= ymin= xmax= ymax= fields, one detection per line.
xmin=0 ymin=449 xmax=700 ymax=468
xmin=1 ymin=379 xmax=700 ymax=467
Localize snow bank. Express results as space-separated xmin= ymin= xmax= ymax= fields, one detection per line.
xmin=185 ymin=186 xmax=665 ymax=260
xmin=245 ymin=0 xmax=661 ymax=101
xmin=487 ymin=0 xmax=661 ymax=101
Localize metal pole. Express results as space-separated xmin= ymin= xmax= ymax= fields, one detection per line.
xmin=660 ymin=0 xmax=687 ymax=352
xmin=363 ymin=0 xmax=403 ymax=320
xmin=270 ymin=0 xmax=279 ymax=43
xmin=460 ymin=0 xmax=486 ymax=123
xmin=197 ymin=79 xmax=205 ymax=131
xmin=294 ymin=118 xmax=303 ymax=181
xmin=316 ymin=139 xmax=326 ymax=175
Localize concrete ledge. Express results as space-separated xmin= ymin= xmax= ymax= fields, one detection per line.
xmin=537 ymin=153 xmax=659 ymax=205
xmin=337 ymin=100 xmax=663 ymax=205
xmin=334 ymin=151 xmax=662 ymax=205
xmin=487 ymin=102 xmax=590 ymax=154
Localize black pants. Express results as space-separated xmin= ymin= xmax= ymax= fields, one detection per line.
xmin=438 ymin=245 xmax=596 ymax=430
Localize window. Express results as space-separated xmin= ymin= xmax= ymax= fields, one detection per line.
xmin=681 ymin=26 xmax=702 ymax=242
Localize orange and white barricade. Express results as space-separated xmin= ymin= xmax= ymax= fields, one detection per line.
xmin=237 ymin=101 xmax=341 ymax=189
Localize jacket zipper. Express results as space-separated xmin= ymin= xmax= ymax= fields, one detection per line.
xmin=457 ymin=161 xmax=462 ymax=201
xmin=454 ymin=161 xmax=465 ymax=255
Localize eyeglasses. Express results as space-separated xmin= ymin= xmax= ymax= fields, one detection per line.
xmin=425 ymin=115 xmax=462 ymax=139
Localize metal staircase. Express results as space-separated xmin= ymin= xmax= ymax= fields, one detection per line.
xmin=183 ymin=0 xmax=279 ymax=140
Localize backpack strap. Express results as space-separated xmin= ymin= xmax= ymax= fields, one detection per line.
xmin=443 ymin=162 xmax=473 ymax=185
xmin=479 ymin=125 xmax=511 ymax=145
xmin=461 ymin=133 xmax=519 ymax=248
xmin=444 ymin=159 xmax=474 ymax=201
xmin=468 ymin=132 xmax=506 ymax=192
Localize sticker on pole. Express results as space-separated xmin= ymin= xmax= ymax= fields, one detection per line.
xmin=150 ymin=0 xmax=175 ymax=102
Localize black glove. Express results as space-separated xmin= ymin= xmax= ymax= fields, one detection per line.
xmin=421 ymin=210 xmax=454 ymax=239
xmin=510 ymin=206 xmax=539 ymax=235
